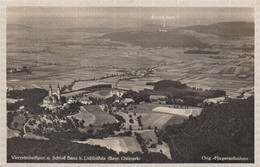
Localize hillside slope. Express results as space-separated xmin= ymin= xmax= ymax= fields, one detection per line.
xmin=102 ymin=31 xmax=208 ymax=48
xmin=182 ymin=22 xmax=254 ymax=36
xmin=160 ymin=96 xmax=254 ymax=162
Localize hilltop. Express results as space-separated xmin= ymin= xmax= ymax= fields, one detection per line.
xmin=101 ymin=22 xmax=254 ymax=48
xmin=181 ymin=22 xmax=254 ymax=37
xmin=102 ymin=30 xmax=208 ymax=48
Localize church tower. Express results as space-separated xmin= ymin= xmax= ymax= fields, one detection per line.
xmin=57 ymin=83 xmax=61 ymax=102
xmin=48 ymin=83 xmax=52 ymax=96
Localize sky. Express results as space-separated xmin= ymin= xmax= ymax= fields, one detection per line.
xmin=7 ymin=7 xmax=254 ymax=28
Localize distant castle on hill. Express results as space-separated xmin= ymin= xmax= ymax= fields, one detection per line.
xmin=43 ymin=83 xmax=61 ymax=105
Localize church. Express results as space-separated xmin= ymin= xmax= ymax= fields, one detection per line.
xmin=43 ymin=83 xmax=61 ymax=106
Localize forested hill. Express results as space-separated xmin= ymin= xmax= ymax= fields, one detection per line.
xmin=102 ymin=31 xmax=208 ymax=48
xmin=159 ymin=96 xmax=254 ymax=163
xmin=181 ymin=22 xmax=254 ymax=36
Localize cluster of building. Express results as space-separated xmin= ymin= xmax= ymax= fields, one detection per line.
xmin=7 ymin=66 xmax=30 ymax=74
xmin=126 ymin=67 xmax=157 ymax=76
xmin=42 ymin=83 xmax=130 ymax=110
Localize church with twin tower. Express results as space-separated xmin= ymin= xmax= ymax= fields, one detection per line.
xmin=43 ymin=83 xmax=61 ymax=105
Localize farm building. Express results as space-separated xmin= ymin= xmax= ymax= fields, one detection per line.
xmin=79 ymin=96 xmax=92 ymax=105
xmin=203 ymin=96 xmax=226 ymax=104
xmin=121 ymin=98 xmax=134 ymax=105
xmin=110 ymin=88 xmax=125 ymax=97
xmin=67 ymin=96 xmax=77 ymax=104
xmin=150 ymin=95 xmax=167 ymax=101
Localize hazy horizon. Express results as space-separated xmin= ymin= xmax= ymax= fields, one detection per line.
xmin=7 ymin=7 xmax=254 ymax=29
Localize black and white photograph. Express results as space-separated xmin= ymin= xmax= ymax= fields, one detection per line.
xmin=5 ymin=6 xmax=254 ymax=163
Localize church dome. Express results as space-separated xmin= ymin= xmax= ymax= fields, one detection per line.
xmin=43 ymin=96 xmax=52 ymax=104
xmin=44 ymin=96 xmax=52 ymax=101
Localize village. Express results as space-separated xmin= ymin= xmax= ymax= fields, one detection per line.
xmin=7 ymin=77 xmax=231 ymax=160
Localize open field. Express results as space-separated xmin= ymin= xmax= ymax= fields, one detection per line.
xmin=84 ymin=105 xmax=117 ymax=126
xmin=116 ymin=112 xmax=142 ymax=130
xmin=137 ymin=131 xmax=172 ymax=160
xmin=68 ymin=106 xmax=96 ymax=126
xmin=138 ymin=130 xmax=158 ymax=142
xmin=84 ymin=89 xmax=113 ymax=99
xmin=116 ymin=111 xmax=140 ymax=130
xmin=125 ymin=103 xmax=199 ymax=129
xmin=139 ymin=113 xmax=174 ymax=129
xmin=152 ymin=107 xmax=202 ymax=117
xmin=7 ymin=25 xmax=254 ymax=99
xmin=129 ymin=103 xmax=199 ymax=113
xmin=162 ymin=115 xmax=187 ymax=129
xmin=149 ymin=141 xmax=172 ymax=160
xmin=76 ymin=136 xmax=142 ymax=153
xmin=7 ymin=128 xmax=20 ymax=138
xmin=23 ymin=133 xmax=49 ymax=140
xmin=116 ymin=76 xmax=157 ymax=91
xmin=117 ymin=110 xmax=184 ymax=130
xmin=7 ymin=98 xmax=23 ymax=104
xmin=62 ymin=90 xmax=90 ymax=98
xmin=72 ymin=81 xmax=108 ymax=91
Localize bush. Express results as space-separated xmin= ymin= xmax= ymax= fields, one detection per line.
xmin=129 ymin=119 xmax=134 ymax=124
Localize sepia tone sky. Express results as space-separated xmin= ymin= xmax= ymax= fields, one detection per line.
xmin=7 ymin=7 xmax=254 ymax=28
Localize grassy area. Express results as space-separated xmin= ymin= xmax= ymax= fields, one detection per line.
xmin=129 ymin=103 xmax=176 ymax=113
xmin=162 ymin=115 xmax=187 ymax=129
xmin=152 ymin=107 xmax=202 ymax=117
xmin=62 ymin=90 xmax=88 ymax=98
xmin=84 ymin=105 xmax=117 ymax=126
xmin=102 ymin=31 xmax=208 ymax=48
xmin=85 ymin=89 xmax=112 ymax=99
xmin=138 ymin=131 xmax=158 ymax=143
xmin=68 ymin=106 xmax=96 ymax=126
xmin=137 ymin=131 xmax=172 ymax=160
xmin=76 ymin=136 xmax=142 ymax=153
xmin=72 ymin=81 xmax=107 ymax=91
xmin=126 ymin=103 xmax=198 ymax=129
xmin=116 ymin=111 xmax=140 ymax=130
xmin=139 ymin=113 xmax=174 ymax=129
xmin=7 ymin=128 xmax=20 ymax=138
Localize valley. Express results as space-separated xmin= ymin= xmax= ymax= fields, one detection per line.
xmin=6 ymin=20 xmax=254 ymax=163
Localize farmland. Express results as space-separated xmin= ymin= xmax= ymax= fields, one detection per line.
xmin=139 ymin=113 xmax=173 ymax=129
xmin=6 ymin=19 xmax=254 ymax=163
xmin=76 ymin=136 xmax=142 ymax=153
xmin=7 ymin=23 xmax=254 ymax=99
xmin=129 ymin=103 xmax=199 ymax=114
xmin=128 ymin=103 xmax=176 ymax=113
xmin=117 ymin=103 xmax=193 ymax=129
xmin=84 ymin=89 xmax=113 ymax=99
xmin=152 ymin=107 xmax=202 ymax=117
xmin=84 ymin=105 xmax=117 ymax=126
xmin=137 ymin=130 xmax=172 ymax=160
xmin=68 ymin=106 xmax=96 ymax=126
xmin=162 ymin=115 xmax=187 ymax=129
xmin=116 ymin=112 xmax=140 ymax=130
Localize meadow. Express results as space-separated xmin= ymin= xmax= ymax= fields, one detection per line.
xmin=76 ymin=136 xmax=142 ymax=153
xmin=84 ymin=105 xmax=117 ymax=126
xmin=68 ymin=106 xmax=96 ymax=127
